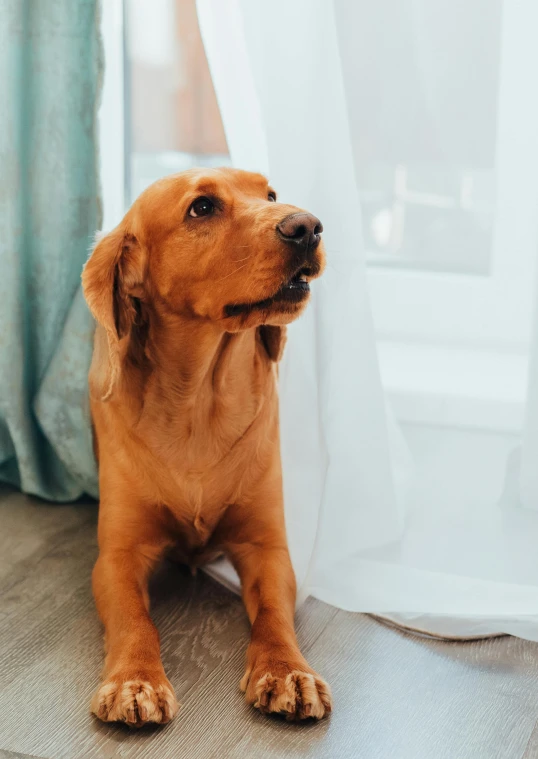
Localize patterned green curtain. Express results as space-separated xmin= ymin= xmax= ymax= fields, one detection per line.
xmin=0 ymin=0 xmax=101 ymax=500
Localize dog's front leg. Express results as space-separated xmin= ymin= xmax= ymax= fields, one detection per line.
xmin=90 ymin=530 xmax=179 ymax=727
xmin=223 ymin=491 xmax=332 ymax=720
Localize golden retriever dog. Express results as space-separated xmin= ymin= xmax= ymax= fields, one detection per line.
xmin=82 ymin=167 xmax=332 ymax=727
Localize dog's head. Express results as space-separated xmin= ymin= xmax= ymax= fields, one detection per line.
xmin=82 ymin=168 xmax=325 ymax=394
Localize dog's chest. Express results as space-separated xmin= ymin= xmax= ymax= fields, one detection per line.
xmin=156 ymin=418 xmax=262 ymax=545
xmin=169 ymin=468 xmax=227 ymax=543
xmin=138 ymin=370 xmax=274 ymax=546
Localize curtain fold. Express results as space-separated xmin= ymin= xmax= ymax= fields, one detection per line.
xmin=197 ymin=0 xmax=407 ymax=600
xmin=0 ymin=0 xmax=100 ymax=501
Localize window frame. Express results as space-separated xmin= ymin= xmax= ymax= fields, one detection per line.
xmin=99 ymin=0 xmax=125 ymax=232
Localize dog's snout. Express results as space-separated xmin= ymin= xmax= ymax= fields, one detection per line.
xmin=277 ymin=213 xmax=323 ymax=249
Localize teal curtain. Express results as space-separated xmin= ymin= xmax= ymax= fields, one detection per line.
xmin=0 ymin=0 xmax=100 ymax=501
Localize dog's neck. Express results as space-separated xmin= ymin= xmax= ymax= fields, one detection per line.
xmin=132 ymin=309 xmax=270 ymax=452
xmin=150 ymin=313 xmax=255 ymax=395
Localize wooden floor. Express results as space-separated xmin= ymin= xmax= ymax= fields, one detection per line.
xmin=2 ymin=488 xmax=538 ymax=758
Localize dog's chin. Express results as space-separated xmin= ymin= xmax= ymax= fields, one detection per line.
xmin=223 ymin=268 xmax=312 ymax=324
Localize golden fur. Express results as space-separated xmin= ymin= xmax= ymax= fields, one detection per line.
xmin=82 ymin=167 xmax=332 ymax=726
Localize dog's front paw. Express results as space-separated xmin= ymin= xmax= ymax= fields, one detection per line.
xmin=91 ymin=675 xmax=179 ymax=727
xmin=241 ymin=661 xmax=332 ymax=721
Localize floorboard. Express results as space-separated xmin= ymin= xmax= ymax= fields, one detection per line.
xmin=1 ymin=488 xmax=538 ymax=759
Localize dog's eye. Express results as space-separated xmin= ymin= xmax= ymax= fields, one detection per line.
xmin=189 ymin=197 xmax=215 ymax=217
xmin=268 ymin=191 xmax=277 ymax=202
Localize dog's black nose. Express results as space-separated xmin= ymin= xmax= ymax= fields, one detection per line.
xmin=277 ymin=213 xmax=323 ymax=249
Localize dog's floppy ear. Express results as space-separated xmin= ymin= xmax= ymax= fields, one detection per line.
xmin=82 ymin=225 xmax=145 ymax=400
xmin=258 ymin=325 xmax=287 ymax=362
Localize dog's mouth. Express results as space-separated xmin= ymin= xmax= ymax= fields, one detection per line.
xmin=224 ymin=266 xmax=313 ymax=318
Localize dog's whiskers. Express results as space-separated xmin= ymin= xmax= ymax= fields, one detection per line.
xmin=217 ymin=261 xmax=251 ymax=281
xmin=229 ymin=254 xmax=251 ymax=263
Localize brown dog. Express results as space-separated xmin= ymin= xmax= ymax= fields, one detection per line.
xmin=82 ymin=167 xmax=332 ymax=727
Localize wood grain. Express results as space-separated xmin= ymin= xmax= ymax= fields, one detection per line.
xmin=1 ymin=487 xmax=538 ymax=758
xmin=523 ymin=721 xmax=538 ymax=759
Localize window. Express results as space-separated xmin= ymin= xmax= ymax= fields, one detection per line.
xmin=343 ymin=0 xmax=538 ymax=431
xmin=348 ymin=0 xmax=502 ymax=276
xmin=125 ymin=0 xmax=230 ymax=203
xmin=98 ymin=0 xmax=230 ymax=232
xmin=348 ymin=0 xmax=538 ymax=352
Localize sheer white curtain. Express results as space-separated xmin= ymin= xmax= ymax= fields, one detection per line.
xmin=197 ymin=0 xmax=538 ymax=640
